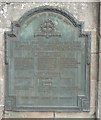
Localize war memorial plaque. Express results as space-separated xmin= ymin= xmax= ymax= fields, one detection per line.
xmin=5 ymin=6 xmax=90 ymax=111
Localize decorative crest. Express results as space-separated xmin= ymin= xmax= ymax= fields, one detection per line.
xmin=34 ymin=19 xmax=61 ymax=38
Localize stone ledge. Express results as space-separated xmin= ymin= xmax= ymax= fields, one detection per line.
xmin=4 ymin=112 xmax=54 ymax=118
xmin=54 ymin=112 xmax=95 ymax=118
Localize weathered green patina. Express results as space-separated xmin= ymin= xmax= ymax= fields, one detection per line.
xmin=5 ymin=6 xmax=90 ymax=112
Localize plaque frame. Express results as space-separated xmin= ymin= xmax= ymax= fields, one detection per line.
xmin=4 ymin=6 xmax=91 ymax=112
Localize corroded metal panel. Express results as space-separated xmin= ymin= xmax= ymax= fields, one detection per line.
xmin=5 ymin=6 xmax=90 ymax=112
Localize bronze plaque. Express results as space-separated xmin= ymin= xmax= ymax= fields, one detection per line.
xmin=5 ymin=6 xmax=90 ymax=111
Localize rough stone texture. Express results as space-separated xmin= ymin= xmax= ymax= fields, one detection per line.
xmin=0 ymin=2 xmax=99 ymax=119
xmin=90 ymin=30 xmax=98 ymax=53
xmin=0 ymin=106 xmax=4 ymax=120
xmin=99 ymin=8 xmax=101 ymax=53
xmin=0 ymin=0 xmax=100 ymax=2
xmin=0 ymin=3 xmax=99 ymax=29
xmin=90 ymin=54 xmax=98 ymax=81
xmin=0 ymin=29 xmax=5 ymax=120
xmin=90 ymin=54 xmax=98 ymax=112
xmin=98 ymin=53 xmax=101 ymax=119
xmin=98 ymin=2 xmax=101 ymax=119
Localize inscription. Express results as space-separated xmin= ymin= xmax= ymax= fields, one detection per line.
xmin=14 ymin=41 xmax=81 ymax=51
xmin=14 ymin=76 xmax=32 ymax=80
xmin=37 ymin=57 xmax=57 ymax=70
xmin=38 ymin=79 xmax=52 ymax=94
xmin=21 ymin=96 xmax=73 ymax=99
xmin=15 ymin=43 xmax=33 ymax=50
xmin=36 ymin=71 xmax=60 ymax=76
xmin=60 ymin=58 xmax=80 ymax=68
xmin=14 ymin=57 xmax=33 ymax=69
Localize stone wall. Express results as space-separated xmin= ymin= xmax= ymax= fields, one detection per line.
xmin=0 ymin=2 xmax=100 ymax=119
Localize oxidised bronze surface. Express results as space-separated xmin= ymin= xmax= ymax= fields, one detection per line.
xmin=5 ymin=6 xmax=90 ymax=111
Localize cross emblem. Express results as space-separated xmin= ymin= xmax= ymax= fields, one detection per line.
xmin=34 ymin=19 xmax=61 ymax=38
xmin=40 ymin=19 xmax=54 ymax=38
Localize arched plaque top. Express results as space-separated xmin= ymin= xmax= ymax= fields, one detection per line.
xmin=17 ymin=6 xmax=80 ymax=27
xmin=7 ymin=5 xmax=91 ymax=41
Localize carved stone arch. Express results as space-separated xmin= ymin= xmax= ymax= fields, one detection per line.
xmin=4 ymin=6 xmax=91 ymax=112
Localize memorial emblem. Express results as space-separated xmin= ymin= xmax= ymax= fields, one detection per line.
xmin=34 ymin=19 xmax=61 ymax=38
xmin=5 ymin=6 xmax=90 ymax=112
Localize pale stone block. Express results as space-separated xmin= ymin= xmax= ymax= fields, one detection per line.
xmin=98 ymin=53 xmax=101 ymax=118
xmin=78 ymin=3 xmax=99 ymax=30
xmin=91 ymin=31 xmax=98 ymax=53
xmin=98 ymin=81 xmax=101 ymax=100
xmin=4 ymin=112 xmax=53 ymax=118
xmin=0 ymin=30 xmax=5 ymax=106
xmin=90 ymin=54 xmax=98 ymax=81
xmin=55 ymin=112 xmax=95 ymax=118
xmin=98 ymin=81 xmax=101 ymax=118
xmin=0 ymin=78 xmax=4 ymax=105
xmin=90 ymin=80 xmax=97 ymax=115
xmin=99 ymin=36 xmax=101 ymax=53
xmin=99 ymin=53 xmax=101 ymax=81
xmin=0 ymin=106 xmax=4 ymax=120
xmin=84 ymin=29 xmax=98 ymax=53
xmin=89 ymin=54 xmax=97 ymax=116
